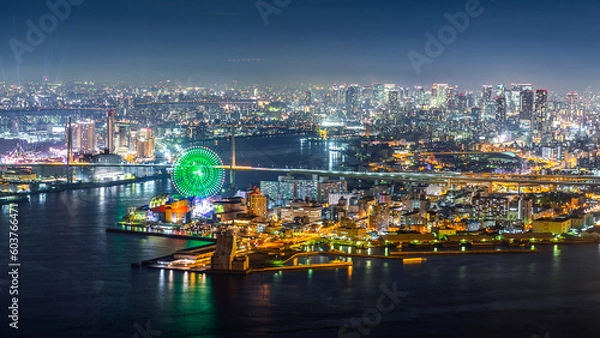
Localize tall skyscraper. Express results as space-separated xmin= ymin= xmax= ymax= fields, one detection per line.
xmin=304 ymin=91 xmax=312 ymax=106
xmin=388 ymin=90 xmax=400 ymax=114
xmin=107 ymin=110 xmax=115 ymax=153
xmin=511 ymin=84 xmax=532 ymax=111
xmin=496 ymin=96 xmax=506 ymax=125
xmin=482 ymin=85 xmax=494 ymax=116
xmin=136 ymin=128 xmax=155 ymax=158
xmin=416 ymin=86 xmax=426 ymax=106
xmin=345 ymin=85 xmax=360 ymax=111
xmin=567 ymin=92 xmax=578 ymax=118
xmin=116 ymin=124 xmax=129 ymax=149
xmin=75 ymin=120 xmax=96 ymax=154
xmin=432 ymin=83 xmax=448 ymax=108
xmin=534 ymin=89 xmax=548 ymax=133
xmin=129 ymin=130 xmax=138 ymax=153
xmin=496 ymin=84 xmax=506 ymax=98
xmin=521 ymin=90 xmax=534 ymax=115
xmin=372 ymin=84 xmax=385 ymax=103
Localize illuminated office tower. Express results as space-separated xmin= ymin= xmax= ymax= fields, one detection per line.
xmin=496 ymin=84 xmax=506 ymax=97
xmin=432 ymin=83 xmax=448 ymax=108
xmin=248 ymin=187 xmax=267 ymax=218
xmin=511 ymin=84 xmax=532 ymax=111
xmin=388 ymin=90 xmax=400 ymax=114
xmin=533 ymin=89 xmax=548 ymax=133
xmin=345 ymin=85 xmax=360 ymax=111
xmin=457 ymin=92 xmax=467 ymax=110
xmin=117 ymin=125 xmax=129 ymax=148
xmin=416 ymin=86 xmax=426 ymax=106
xmin=482 ymin=85 xmax=493 ymax=104
xmin=372 ymin=84 xmax=385 ymax=103
xmin=511 ymin=87 xmax=521 ymax=111
xmin=304 ymin=91 xmax=312 ymax=106
xmin=520 ymin=90 xmax=534 ymax=119
xmin=136 ymin=128 xmax=155 ymax=158
xmin=129 ymin=130 xmax=138 ymax=152
xmin=496 ymin=96 xmax=506 ymax=125
xmin=107 ymin=110 xmax=115 ymax=153
xmin=471 ymin=107 xmax=482 ymax=128
xmin=482 ymin=85 xmax=494 ymax=116
xmin=567 ymin=92 xmax=578 ymax=118
xmin=75 ymin=120 xmax=96 ymax=153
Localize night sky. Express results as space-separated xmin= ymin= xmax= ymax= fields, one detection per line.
xmin=0 ymin=0 xmax=598 ymax=91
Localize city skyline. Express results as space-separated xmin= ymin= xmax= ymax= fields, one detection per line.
xmin=0 ymin=0 xmax=598 ymax=92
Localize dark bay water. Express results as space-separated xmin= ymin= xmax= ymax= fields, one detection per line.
xmin=1 ymin=136 xmax=600 ymax=337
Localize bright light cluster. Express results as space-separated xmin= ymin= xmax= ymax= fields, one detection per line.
xmin=171 ymin=147 xmax=224 ymax=198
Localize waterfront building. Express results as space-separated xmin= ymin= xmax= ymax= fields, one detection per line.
xmin=335 ymin=218 xmax=367 ymax=240
xmin=280 ymin=200 xmax=322 ymax=224
xmin=107 ymin=110 xmax=115 ymax=153
xmin=211 ymin=229 xmax=249 ymax=272
xmin=75 ymin=120 xmax=96 ymax=154
xmin=136 ymin=128 xmax=155 ymax=159
xmin=472 ymin=196 xmax=509 ymax=220
xmin=149 ymin=194 xmax=190 ymax=224
xmin=532 ymin=217 xmax=571 ymax=235
xmin=214 ymin=197 xmax=248 ymax=223
xmin=248 ymin=187 xmax=267 ymax=218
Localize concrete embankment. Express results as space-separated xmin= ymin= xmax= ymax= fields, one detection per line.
xmin=106 ymin=226 xmax=217 ymax=241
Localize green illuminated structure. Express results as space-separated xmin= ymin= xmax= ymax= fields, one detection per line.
xmin=171 ymin=147 xmax=225 ymax=198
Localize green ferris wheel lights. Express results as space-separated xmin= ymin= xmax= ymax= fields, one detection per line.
xmin=171 ymin=147 xmax=225 ymax=198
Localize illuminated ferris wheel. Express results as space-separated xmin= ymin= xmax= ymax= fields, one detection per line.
xmin=171 ymin=147 xmax=225 ymax=198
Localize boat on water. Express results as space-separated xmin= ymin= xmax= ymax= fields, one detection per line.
xmin=403 ymin=257 xmax=427 ymax=264
xmin=0 ymin=195 xmax=29 ymax=205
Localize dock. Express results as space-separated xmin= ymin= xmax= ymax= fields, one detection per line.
xmin=106 ymin=226 xmax=217 ymax=241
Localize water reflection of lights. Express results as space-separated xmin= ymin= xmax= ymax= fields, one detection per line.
xmin=168 ymin=270 xmax=174 ymax=291
xmin=182 ymin=271 xmax=189 ymax=292
xmin=553 ymin=244 xmax=561 ymax=257
xmin=159 ymin=269 xmax=165 ymax=287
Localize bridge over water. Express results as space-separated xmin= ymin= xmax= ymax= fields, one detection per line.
xmin=3 ymin=162 xmax=600 ymax=187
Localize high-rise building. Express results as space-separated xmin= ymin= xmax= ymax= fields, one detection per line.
xmin=520 ymin=90 xmax=534 ymax=119
xmin=416 ymin=86 xmax=426 ymax=106
xmin=471 ymin=107 xmax=482 ymax=129
xmin=248 ymin=187 xmax=267 ymax=218
xmin=136 ymin=128 xmax=155 ymax=158
xmin=482 ymin=85 xmax=494 ymax=116
xmin=345 ymin=85 xmax=360 ymax=111
xmin=432 ymin=83 xmax=448 ymax=108
xmin=496 ymin=96 xmax=506 ymax=124
xmin=107 ymin=110 xmax=115 ymax=153
xmin=482 ymin=85 xmax=493 ymax=103
xmin=75 ymin=120 xmax=96 ymax=154
xmin=388 ymin=90 xmax=400 ymax=113
xmin=304 ymin=91 xmax=312 ymax=106
xmin=534 ymin=89 xmax=548 ymax=133
xmin=511 ymin=84 xmax=532 ymax=111
xmin=567 ymin=92 xmax=578 ymax=118
xmin=129 ymin=130 xmax=138 ymax=153
xmin=116 ymin=124 xmax=129 ymax=149
xmin=372 ymin=84 xmax=385 ymax=103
